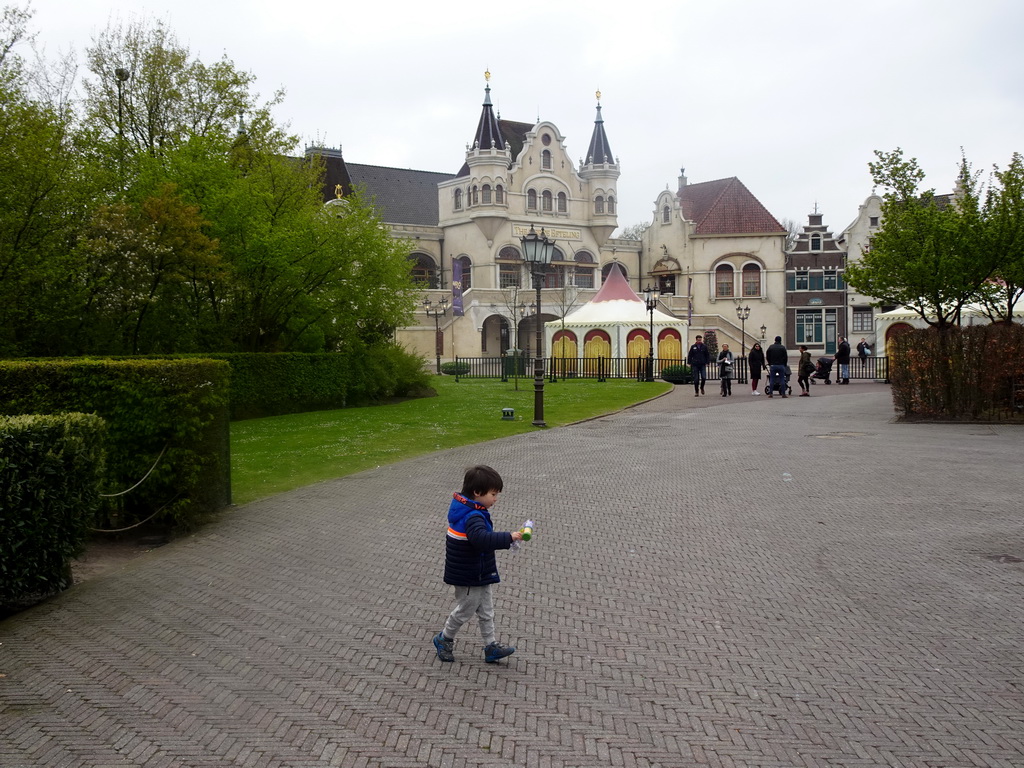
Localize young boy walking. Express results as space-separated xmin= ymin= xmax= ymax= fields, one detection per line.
xmin=433 ymin=465 xmax=523 ymax=663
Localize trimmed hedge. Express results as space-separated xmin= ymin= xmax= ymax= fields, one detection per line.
xmin=889 ymin=323 xmax=1024 ymax=421
xmin=199 ymin=343 xmax=431 ymax=420
xmin=1 ymin=413 xmax=106 ymax=610
xmin=0 ymin=359 xmax=231 ymax=530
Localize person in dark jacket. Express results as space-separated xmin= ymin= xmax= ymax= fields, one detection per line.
xmin=748 ymin=342 xmax=767 ymax=395
xmin=686 ymin=334 xmax=711 ymax=397
xmin=765 ymin=335 xmax=789 ymax=398
xmin=797 ymin=345 xmax=814 ymax=396
xmin=834 ymin=336 xmax=851 ymax=384
xmin=718 ymin=344 xmax=734 ymax=396
xmin=433 ymin=465 xmax=523 ymax=664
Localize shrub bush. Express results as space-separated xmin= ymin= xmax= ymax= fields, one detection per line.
xmin=1 ymin=413 xmax=106 ymax=611
xmin=440 ymin=361 xmax=471 ymax=376
xmin=660 ymin=364 xmax=692 ymax=383
xmin=0 ymin=359 xmax=230 ymax=530
xmin=889 ymin=323 xmax=1024 ymax=421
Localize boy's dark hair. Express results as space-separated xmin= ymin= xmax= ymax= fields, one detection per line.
xmin=461 ymin=465 xmax=503 ymax=497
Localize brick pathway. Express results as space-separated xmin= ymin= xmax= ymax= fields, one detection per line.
xmin=2 ymin=385 xmax=1023 ymax=767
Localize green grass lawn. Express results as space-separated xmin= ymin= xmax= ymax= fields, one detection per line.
xmin=230 ymin=375 xmax=670 ymax=505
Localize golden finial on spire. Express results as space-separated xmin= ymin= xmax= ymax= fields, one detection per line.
xmin=485 ymin=69 xmax=491 ymax=82
xmin=596 ymin=89 xmax=601 ymax=102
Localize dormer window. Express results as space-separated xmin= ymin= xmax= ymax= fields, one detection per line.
xmin=542 ymin=150 xmax=552 ymax=170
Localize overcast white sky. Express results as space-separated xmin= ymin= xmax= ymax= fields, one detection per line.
xmin=24 ymin=0 xmax=1024 ymax=235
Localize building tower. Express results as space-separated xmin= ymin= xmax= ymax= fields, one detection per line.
xmin=579 ymin=91 xmax=620 ymax=247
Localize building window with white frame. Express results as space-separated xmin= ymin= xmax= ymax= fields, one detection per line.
xmin=715 ymin=264 xmax=735 ymax=298
xmin=742 ymin=263 xmax=761 ymax=297
xmin=662 ymin=205 xmax=671 ymax=224
xmin=595 ymin=195 xmax=604 ymax=214
xmin=527 ymin=189 xmax=537 ymax=210
xmin=810 ymin=234 xmax=822 ymax=251
xmin=481 ymin=184 xmax=491 ymax=204
xmin=542 ymin=149 xmax=552 ymax=170
xmin=607 ymin=195 xmax=616 ymax=214
xmin=495 ymin=185 xmax=504 ymax=204
xmin=795 ymin=269 xmax=809 ymax=290
xmin=796 ymin=309 xmax=822 ymax=344
xmin=542 ymin=190 xmax=553 ymax=212
xmin=852 ymin=308 xmax=873 ymax=332
xmin=557 ymin=191 xmax=567 ymax=213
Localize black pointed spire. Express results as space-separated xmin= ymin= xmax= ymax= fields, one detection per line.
xmin=471 ymin=70 xmax=504 ymax=150
xmin=585 ymin=90 xmax=614 ymax=165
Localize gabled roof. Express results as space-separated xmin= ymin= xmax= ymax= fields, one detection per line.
xmin=679 ymin=177 xmax=786 ymax=236
xmin=556 ymin=264 xmax=679 ymax=326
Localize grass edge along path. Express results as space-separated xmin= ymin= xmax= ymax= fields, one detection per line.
xmin=230 ymin=375 xmax=671 ymax=505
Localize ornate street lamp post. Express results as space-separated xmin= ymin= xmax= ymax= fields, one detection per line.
xmin=520 ymin=225 xmax=555 ymax=427
xmin=643 ymin=285 xmax=660 ymax=382
xmin=760 ymin=324 xmax=767 ymax=342
xmin=735 ymin=304 xmax=751 ymax=380
xmin=423 ymin=296 xmax=449 ymax=374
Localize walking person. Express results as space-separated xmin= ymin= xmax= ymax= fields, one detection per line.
xmin=835 ymin=336 xmax=851 ymax=384
xmin=687 ymin=334 xmax=710 ymax=397
xmin=748 ymin=342 xmax=766 ymax=395
xmin=718 ymin=344 xmax=734 ymax=397
xmin=765 ymin=335 xmax=789 ymax=398
xmin=433 ymin=465 xmax=523 ymax=664
xmin=797 ymin=345 xmax=813 ymax=396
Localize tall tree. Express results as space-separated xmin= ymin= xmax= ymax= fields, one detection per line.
xmin=845 ymin=148 xmax=996 ymax=328
xmin=978 ymin=153 xmax=1024 ymax=323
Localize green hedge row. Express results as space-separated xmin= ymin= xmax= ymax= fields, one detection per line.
xmin=198 ymin=343 xmax=431 ymax=420
xmin=889 ymin=323 xmax=1024 ymax=420
xmin=0 ymin=358 xmax=231 ymax=530
xmin=1 ymin=413 xmax=106 ymax=610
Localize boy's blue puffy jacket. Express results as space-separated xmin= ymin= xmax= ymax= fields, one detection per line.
xmin=443 ymin=493 xmax=513 ymax=586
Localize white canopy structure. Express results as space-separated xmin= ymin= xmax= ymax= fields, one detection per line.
xmin=544 ymin=263 xmax=687 ymax=361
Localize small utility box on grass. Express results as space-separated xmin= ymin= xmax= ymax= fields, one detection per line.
xmin=501 ymin=408 xmax=515 ymax=421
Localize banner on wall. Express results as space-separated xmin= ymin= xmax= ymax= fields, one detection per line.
xmin=451 ymin=259 xmax=465 ymax=316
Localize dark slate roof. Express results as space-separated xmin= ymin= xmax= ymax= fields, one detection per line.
xmin=308 ymin=148 xmax=454 ymax=226
xmin=679 ymin=177 xmax=786 ymax=236
xmin=472 ymin=85 xmax=504 ymax=152
xmin=585 ymin=103 xmax=614 ymax=165
xmin=456 ymin=118 xmax=535 ymax=178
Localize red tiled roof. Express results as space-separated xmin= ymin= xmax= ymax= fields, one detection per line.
xmin=679 ymin=177 xmax=786 ymax=236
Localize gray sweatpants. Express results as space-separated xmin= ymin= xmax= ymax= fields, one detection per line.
xmin=443 ymin=585 xmax=495 ymax=645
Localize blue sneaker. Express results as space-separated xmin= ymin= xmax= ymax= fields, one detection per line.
xmin=484 ymin=641 xmax=515 ymax=663
xmin=433 ymin=632 xmax=455 ymax=662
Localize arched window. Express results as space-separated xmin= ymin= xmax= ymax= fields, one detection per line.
xmin=454 ymin=189 xmax=462 ymax=210
xmin=497 ymin=246 xmax=522 ymax=288
xmin=472 ymin=186 xmax=479 ymax=205
xmin=542 ymin=190 xmax=553 ymax=212
xmin=742 ymin=263 xmax=761 ymax=297
xmin=607 ymin=195 xmax=616 ymax=214
xmin=595 ymin=195 xmax=605 ymax=214
xmin=574 ymin=251 xmax=595 ymax=289
xmin=409 ymin=253 xmax=438 ymax=288
xmin=715 ymin=264 xmax=734 ymax=298
xmin=557 ymin=191 xmax=567 ymax=213
xmin=542 ymin=150 xmax=552 ymax=170
xmin=481 ymin=184 xmax=491 ymax=204
xmin=495 ymin=185 xmax=504 ymax=204
xmin=527 ymin=189 xmax=537 ymax=210
xmin=454 ymin=255 xmax=472 ymax=290
xmin=662 ymin=205 xmax=671 ymax=223
xmin=810 ymin=234 xmax=822 ymax=251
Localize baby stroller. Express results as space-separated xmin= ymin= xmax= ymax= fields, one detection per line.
xmin=811 ymin=356 xmax=833 ymax=385
xmin=764 ymin=365 xmax=792 ymax=396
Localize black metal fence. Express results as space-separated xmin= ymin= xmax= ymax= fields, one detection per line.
xmin=450 ymin=355 xmax=891 ymax=383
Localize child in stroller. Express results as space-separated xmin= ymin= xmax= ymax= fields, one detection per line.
xmin=812 ymin=356 xmax=834 ymax=384
xmin=764 ymin=365 xmax=792 ymax=396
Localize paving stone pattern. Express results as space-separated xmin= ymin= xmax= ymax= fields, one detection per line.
xmin=2 ymin=386 xmax=1023 ymax=767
